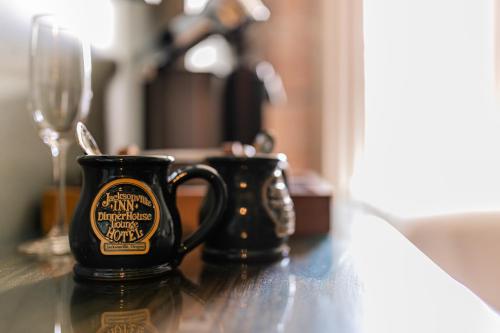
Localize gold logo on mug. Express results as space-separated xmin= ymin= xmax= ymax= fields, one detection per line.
xmin=90 ymin=178 xmax=160 ymax=255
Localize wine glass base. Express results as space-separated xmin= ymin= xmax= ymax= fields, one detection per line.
xmin=18 ymin=235 xmax=70 ymax=256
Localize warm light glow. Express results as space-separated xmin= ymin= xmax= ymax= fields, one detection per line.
xmin=251 ymin=5 xmax=270 ymax=21
xmin=184 ymin=35 xmax=234 ymax=76
xmin=186 ymin=44 xmax=217 ymax=69
xmin=184 ymin=0 xmax=209 ymax=15
xmin=11 ymin=0 xmax=114 ymax=50
xmin=240 ymin=0 xmax=270 ymax=21
xmin=256 ymin=61 xmax=287 ymax=104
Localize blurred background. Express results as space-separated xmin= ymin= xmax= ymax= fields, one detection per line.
xmin=0 ymin=0 xmax=341 ymax=248
xmin=1 ymin=0 xmax=500 ymax=310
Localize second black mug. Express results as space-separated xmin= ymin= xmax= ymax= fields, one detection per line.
xmin=201 ymin=154 xmax=295 ymax=263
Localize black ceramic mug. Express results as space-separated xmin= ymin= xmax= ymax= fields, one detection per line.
xmin=70 ymin=155 xmax=227 ymax=281
xmin=201 ymin=154 xmax=295 ymax=262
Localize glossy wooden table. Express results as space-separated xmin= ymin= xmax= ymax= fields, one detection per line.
xmin=0 ymin=210 xmax=498 ymax=332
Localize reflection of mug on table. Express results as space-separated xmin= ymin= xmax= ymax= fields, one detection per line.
xmin=70 ymin=272 xmax=196 ymax=333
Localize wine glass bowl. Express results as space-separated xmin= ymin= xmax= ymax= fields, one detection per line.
xmin=30 ymin=15 xmax=92 ymax=144
xmin=19 ymin=14 xmax=92 ymax=255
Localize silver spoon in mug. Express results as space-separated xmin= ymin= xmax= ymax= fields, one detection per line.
xmin=76 ymin=122 xmax=102 ymax=155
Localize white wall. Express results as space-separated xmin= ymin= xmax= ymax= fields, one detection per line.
xmin=321 ymin=0 xmax=365 ymax=195
xmin=105 ymin=1 xmax=155 ymax=153
xmin=0 ymin=0 xmax=116 ymax=247
xmin=0 ymin=3 xmax=58 ymax=246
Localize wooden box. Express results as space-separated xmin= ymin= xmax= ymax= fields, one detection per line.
xmin=41 ymin=172 xmax=332 ymax=236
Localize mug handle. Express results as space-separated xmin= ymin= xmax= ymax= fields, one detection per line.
xmin=168 ymin=165 xmax=227 ymax=259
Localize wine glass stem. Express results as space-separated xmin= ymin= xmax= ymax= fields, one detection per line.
xmin=49 ymin=140 xmax=69 ymax=237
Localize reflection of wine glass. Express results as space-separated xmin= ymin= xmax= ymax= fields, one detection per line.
xmin=19 ymin=14 xmax=92 ymax=255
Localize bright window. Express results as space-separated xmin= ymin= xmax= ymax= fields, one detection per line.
xmin=352 ymin=0 xmax=500 ymax=218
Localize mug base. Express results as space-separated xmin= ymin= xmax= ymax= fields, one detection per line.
xmin=202 ymin=244 xmax=289 ymax=263
xmin=74 ymin=262 xmax=174 ymax=281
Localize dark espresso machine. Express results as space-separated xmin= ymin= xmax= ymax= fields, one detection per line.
xmin=144 ymin=0 xmax=285 ymax=148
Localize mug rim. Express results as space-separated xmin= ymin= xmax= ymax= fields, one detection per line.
xmin=78 ymin=155 xmax=175 ymax=165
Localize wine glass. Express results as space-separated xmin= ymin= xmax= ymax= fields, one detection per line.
xmin=18 ymin=14 xmax=92 ymax=255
